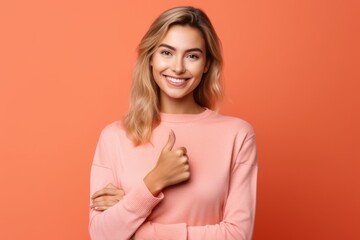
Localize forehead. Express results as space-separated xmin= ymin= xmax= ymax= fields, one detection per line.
xmin=160 ymin=25 xmax=206 ymax=51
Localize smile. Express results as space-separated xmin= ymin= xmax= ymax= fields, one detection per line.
xmin=164 ymin=75 xmax=190 ymax=86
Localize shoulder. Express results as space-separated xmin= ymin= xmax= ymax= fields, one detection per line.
xmin=100 ymin=120 xmax=123 ymax=134
xmin=209 ymin=111 xmax=255 ymax=138
xmin=98 ymin=120 xmax=127 ymax=143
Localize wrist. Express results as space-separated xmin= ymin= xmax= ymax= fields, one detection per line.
xmin=144 ymin=170 xmax=164 ymax=197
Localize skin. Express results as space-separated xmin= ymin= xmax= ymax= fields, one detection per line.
xmin=91 ymin=183 xmax=124 ymax=211
xmin=91 ymin=25 xmax=208 ymax=211
xmin=150 ymin=25 xmax=209 ymax=114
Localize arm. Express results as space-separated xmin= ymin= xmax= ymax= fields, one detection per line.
xmin=188 ymin=135 xmax=257 ymax=240
xmin=135 ymin=135 xmax=258 ymax=240
xmin=89 ymin=128 xmax=164 ymax=240
xmin=89 ymin=128 xmax=191 ymax=240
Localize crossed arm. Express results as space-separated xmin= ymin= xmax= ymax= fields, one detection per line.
xmin=90 ymin=133 xmax=257 ymax=240
xmin=91 ymin=164 xmax=257 ymax=240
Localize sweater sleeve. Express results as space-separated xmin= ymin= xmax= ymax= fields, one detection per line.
xmin=89 ymin=127 xmax=164 ymax=240
xmin=135 ymin=134 xmax=258 ymax=240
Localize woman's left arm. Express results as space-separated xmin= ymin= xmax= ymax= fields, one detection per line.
xmin=136 ymin=135 xmax=258 ymax=240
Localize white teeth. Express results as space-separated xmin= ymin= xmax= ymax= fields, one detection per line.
xmin=166 ymin=76 xmax=186 ymax=83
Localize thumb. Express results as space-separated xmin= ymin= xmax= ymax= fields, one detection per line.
xmin=163 ymin=130 xmax=176 ymax=151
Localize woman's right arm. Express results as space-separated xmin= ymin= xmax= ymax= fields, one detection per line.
xmin=89 ymin=127 xmax=164 ymax=240
xmin=89 ymin=128 xmax=190 ymax=240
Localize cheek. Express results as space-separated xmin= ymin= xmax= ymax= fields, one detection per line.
xmin=152 ymin=56 xmax=168 ymax=71
xmin=188 ymin=63 xmax=206 ymax=77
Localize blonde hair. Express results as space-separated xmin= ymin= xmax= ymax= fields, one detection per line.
xmin=123 ymin=6 xmax=223 ymax=146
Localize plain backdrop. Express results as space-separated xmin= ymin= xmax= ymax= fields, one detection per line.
xmin=0 ymin=0 xmax=359 ymax=239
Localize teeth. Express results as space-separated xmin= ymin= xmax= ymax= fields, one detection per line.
xmin=166 ymin=76 xmax=186 ymax=83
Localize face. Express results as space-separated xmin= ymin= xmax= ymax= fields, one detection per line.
xmin=150 ymin=25 xmax=208 ymax=107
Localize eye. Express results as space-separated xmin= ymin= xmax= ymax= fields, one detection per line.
xmin=187 ymin=54 xmax=199 ymax=60
xmin=161 ymin=50 xmax=172 ymax=56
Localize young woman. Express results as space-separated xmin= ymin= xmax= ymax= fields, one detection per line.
xmin=89 ymin=6 xmax=257 ymax=240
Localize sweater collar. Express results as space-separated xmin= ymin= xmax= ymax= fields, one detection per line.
xmin=160 ymin=108 xmax=214 ymax=123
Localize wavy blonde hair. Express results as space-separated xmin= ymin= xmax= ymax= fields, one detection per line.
xmin=123 ymin=6 xmax=223 ymax=146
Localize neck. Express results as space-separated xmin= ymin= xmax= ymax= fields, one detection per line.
xmin=159 ymin=93 xmax=204 ymax=114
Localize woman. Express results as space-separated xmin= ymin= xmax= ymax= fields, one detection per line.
xmin=89 ymin=6 xmax=257 ymax=240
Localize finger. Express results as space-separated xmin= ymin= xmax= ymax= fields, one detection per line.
xmin=175 ymin=147 xmax=187 ymax=156
xmin=94 ymin=206 xmax=107 ymax=211
xmin=93 ymin=206 xmax=106 ymax=211
xmin=92 ymin=195 xmax=113 ymax=204
xmin=91 ymin=189 xmax=113 ymax=199
xmin=105 ymin=184 xmax=125 ymax=198
xmin=93 ymin=200 xmax=118 ymax=211
xmin=92 ymin=200 xmax=119 ymax=211
xmin=92 ymin=198 xmax=119 ymax=207
xmin=163 ymin=130 xmax=176 ymax=152
xmin=92 ymin=187 xmax=122 ymax=199
xmin=183 ymin=164 xmax=190 ymax=171
xmin=179 ymin=155 xmax=188 ymax=163
xmin=181 ymin=171 xmax=191 ymax=180
xmin=92 ymin=190 xmax=125 ymax=206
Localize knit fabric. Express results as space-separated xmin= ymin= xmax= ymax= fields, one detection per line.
xmin=89 ymin=109 xmax=258 ymax=240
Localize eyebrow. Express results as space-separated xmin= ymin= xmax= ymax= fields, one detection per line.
xmin=158 ymin=44 xmax=204 ymax=54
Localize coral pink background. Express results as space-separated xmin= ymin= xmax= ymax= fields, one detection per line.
xmin=1 ymin=0 xmax=359 ymax=239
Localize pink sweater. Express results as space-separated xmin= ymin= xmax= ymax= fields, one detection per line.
xmin=89 ymin=109 xmax=258 ymax=240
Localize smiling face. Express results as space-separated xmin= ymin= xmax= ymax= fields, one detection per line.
xmin=150 ymin=25 xmax=209 ymax=113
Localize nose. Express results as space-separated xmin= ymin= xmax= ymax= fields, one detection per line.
xmin=171 ymin=56 xmax=185 ymax=74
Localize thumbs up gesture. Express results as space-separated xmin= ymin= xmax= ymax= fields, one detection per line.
xmin=144 ymin=130 xmax=190 ymax=196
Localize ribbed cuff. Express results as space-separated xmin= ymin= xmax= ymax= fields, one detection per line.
xmin=123 ymin=180 xmax=164 ymax=216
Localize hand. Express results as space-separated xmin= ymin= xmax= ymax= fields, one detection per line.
xmin=91 ymin=183 xmax=125 ymax=211
xmin=144 ymin=130 xmax=190 ymax=196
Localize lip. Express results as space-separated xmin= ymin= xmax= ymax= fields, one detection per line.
xmin=163 ymin=75 xmax=190 ymax=87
